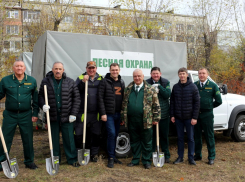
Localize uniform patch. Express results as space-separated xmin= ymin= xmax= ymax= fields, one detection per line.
xmin=24 ymin=83 xmax=32 ymax=85
xmin=166 ymin=86 xmax=170 ymax=89
xmin=205 ymin=87 xmax=212 ymax=89
xmin=216 ymin=91 xmax=220 ymax=95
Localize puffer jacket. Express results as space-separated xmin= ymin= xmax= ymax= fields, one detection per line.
xmin=170 ymin=77 xmax=200 ymax=120
xmin=38 ymin=71 xmax=80 ymax=123
xmin=98 ymin=73 xmax=125 ymax=115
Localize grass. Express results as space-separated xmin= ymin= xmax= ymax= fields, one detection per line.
xmin=0 ymin=109 xmax=244 ymax=181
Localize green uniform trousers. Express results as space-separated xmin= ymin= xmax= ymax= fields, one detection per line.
xmin=152 ymin=117 xmax=170 ymax=159
xmin=50 ymin=119 xmax=77 ymax=165
xmin=128 ymin=117 xmax=153 ymax=165
xmin=194 ymin=111 xmax=215 ymax=160
xmin=0 ymin=110 xmax=34 ymax=169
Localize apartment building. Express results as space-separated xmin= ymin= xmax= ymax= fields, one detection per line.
xmin=1 ymin=0 xmax=207 ymax=54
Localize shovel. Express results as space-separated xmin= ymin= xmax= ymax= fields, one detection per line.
xmin=152 ymin=123 xmax=164 ymax=167
xmin=78 ymin=80 xmax=90 ymax=165
xmin=44 ymin=85 xmax=59 ymax=175
xmin=0 ymin=126 xmax=18 ymax=178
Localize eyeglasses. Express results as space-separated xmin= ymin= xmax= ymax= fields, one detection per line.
xmin=87 ymin=67 xmax=96 ymax=69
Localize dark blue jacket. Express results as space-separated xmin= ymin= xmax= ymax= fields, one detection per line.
xmin=170 ymin=77 xmax=200 ymax=120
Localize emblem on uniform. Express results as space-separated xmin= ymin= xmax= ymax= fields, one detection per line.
xmin=216 ymin=91 xmax=220 ymax=95
xmin=205 ymin=87 xmax=212 ymax=89
xmin=24 ymin=83 xmax=32 ymax=85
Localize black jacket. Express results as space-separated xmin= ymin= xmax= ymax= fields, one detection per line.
xmin=75 ymin=72 xmax=103 ymax=114
xmin=98 ymin=73 xmax=125 ymax=115
xmin=38 ymin=71 xmax=80 ymax=123
xmin=170 ymin=77 xmax=200 ymax=120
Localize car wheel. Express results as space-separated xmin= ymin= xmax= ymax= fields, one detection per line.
xmin=233 ymin=115 xmax=245 ymax=142
xmin=115 ymin=128 xmax=132 ymax=158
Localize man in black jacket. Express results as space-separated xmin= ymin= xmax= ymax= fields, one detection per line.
xmin=75 ymin=61 xmax=103 ymax=162
xmin=170 ymin=67 xmax=200 ymax=165
xmin=38 ymin=62 xmax=80 ymax=167
xmin=98 ymin=63 xmax=125 ymax=168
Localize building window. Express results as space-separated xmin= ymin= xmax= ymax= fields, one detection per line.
xmin=176 ymin=24 xmax=184 ymax=31
xmin=78 ymin=15 xmax=85 ymax=22
xmin=7 ymin=10 xmax=19 ymax=18
xmin=198 ymin=26 xmax=204 ymax=32
xmin=187 ymin=36 xmax=194 ymax=43
xmin=187 ymin=25 xmax=194 ymax=30
xmin=197 ymin=36 xmax=205 ymax=43
xmin=6 ymin=25 xmax=19 ymax=35
xmin=98 ymin=15 xmax=104 ymax=23
xmin=4 ymin=41 xmax=21 ymax=52
xmin=87 ymin=15 xmax=92 ymax=22
xmin=164 ymin=35 xmax=172 ymax=41
xmin=188 ymin=48 xmax=195 ymax=54
xmin=164 ymin=22 xmax=172 ymax=30
xmin=62 ymin=16 xmax=73 ymax=23
xmin=23 ymin=11 xmax=40 ymax=22
xmin=176 ymin=35 xmax=184 ymax=42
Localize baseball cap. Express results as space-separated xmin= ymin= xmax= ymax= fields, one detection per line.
xmin=86 ymin=61 xmax=96 ymax=68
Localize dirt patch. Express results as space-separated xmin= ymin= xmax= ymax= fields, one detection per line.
xmin=0 ymin=110 xmax=244 ymax=182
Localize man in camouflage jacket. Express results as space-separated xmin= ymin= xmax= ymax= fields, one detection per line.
xmin=121 ymin=69 xmax=161 ymax=169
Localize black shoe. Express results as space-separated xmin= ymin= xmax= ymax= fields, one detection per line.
xmin=144 ymin=163 xmax=151 ymax=169
xmin=189 ymin=159 xmax=196 ymax=165
xmin=208 ymin=159 xmax=214 ymax=165
xmin=173 ymin=158 xmax=183 ymax=164
xmin=114 ymin=158 xmax=122 ymax=164
xmin=194 ymin=156 xmax=202 ymax=161
xmin=127 ymin=162 xmax=138 ymax=167
xmin=91 ymin=155 xmax=98 ymax=162
xmin=25 ymin=163 xmax=38 ymax=169
xmin=107 ymin=158 xmax=114 ymax=168
xmin=71 ymin=161 xmax=80 ymax=167
xmin=0 ymin=168 xmax=2 ymax=171
xmin=165 ymin=158 xmax=170 ymax=163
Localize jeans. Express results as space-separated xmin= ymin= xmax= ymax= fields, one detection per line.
xmin=175 ymin=118 xmax=195 ymax=160
xmin=106 ymin=112 xmax=121 ymax=159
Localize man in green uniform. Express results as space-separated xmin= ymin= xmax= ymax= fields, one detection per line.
xmin=121 ymin=69 xmax=161 ymax=169
xmin=194 ymin=68 xmax=222 ymax=165
xmin=0 ymin=60 xmax=39 ymax=170
xmin=146 ymin=67 xmax=171 ymax=163
xmin=38 ymin=62 xmax=80 ymax=167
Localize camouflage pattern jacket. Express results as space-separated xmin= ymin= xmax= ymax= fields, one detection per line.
xmin=121 ymin=80 xmax=161 ymax=129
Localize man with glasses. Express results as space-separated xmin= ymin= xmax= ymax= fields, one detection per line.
xmin=75 ymin=61 xmax=103 ymax=162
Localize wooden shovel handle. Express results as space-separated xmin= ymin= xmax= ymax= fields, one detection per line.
xmin=156 ymin=122 xmax=159 ymax=147
xmin=44 ymin=85 xmax=53 ymax=150
xmin=83 ymin=80 xmax=88 ymax=144
xmin=0 ymin=126 xmax=7 ymax=153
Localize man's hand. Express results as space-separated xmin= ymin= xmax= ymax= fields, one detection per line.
xmin=120 ymin=121 xmax=125 ymax=125
xmin=191 ymin=119 xmax=197 ymax=125
xmin=152 ymin=84 xmax=159 ymax=93
xmin=82 ymin=75 xmax=89 ymax=82
xmin=101 ymin=115 xmax=107 ymax=122
xmin=32 ymin=117 xmax=38 ymax=122
xmin=69 ymin=115 xmax=76 ymax=123
xmin=43 ymin=105 xmax=50 ymax=113
xmin=152 ymin=121 xmax=158 ymax=125
xmin=171 ymin=117 xmax=175 ymax=123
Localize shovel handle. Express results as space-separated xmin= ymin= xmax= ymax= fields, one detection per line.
xmin=83 ymin=80 xmax=88 ymax=144
xmin=156 ymin=122 xmax=159 ymax=147
xmin=0 ymin=126 xmax=7 ymax=153
xmin=44 ymin=85 xmax=53 ymax=150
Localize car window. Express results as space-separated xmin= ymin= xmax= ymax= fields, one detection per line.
xmin=192 ymin=74 xmax=199 ymax=82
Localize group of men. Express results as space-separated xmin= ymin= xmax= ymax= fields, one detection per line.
xmin=0 ymin=59 xmax=222 ymax=171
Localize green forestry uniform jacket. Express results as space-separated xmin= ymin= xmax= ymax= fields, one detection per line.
xmin=0 ymin=74 xmax=38 ymax=169
xmin=146 ymin=77 xmax=171 ymax=159
xmin=121 ymin=80 xmax=161 ymax=165
xmin=194 ymin=79 xmax=222 ymax=160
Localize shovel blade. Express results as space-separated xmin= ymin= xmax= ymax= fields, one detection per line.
xmin=152 ymin=152 xmax=164 ymax=167
xmin=1 ymin=158 xmax=18 ymax=178
xmin=78 ymin=149 xmax=90 ymax=166
xmin=46 ymin=156 xmax=59 ymax=175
